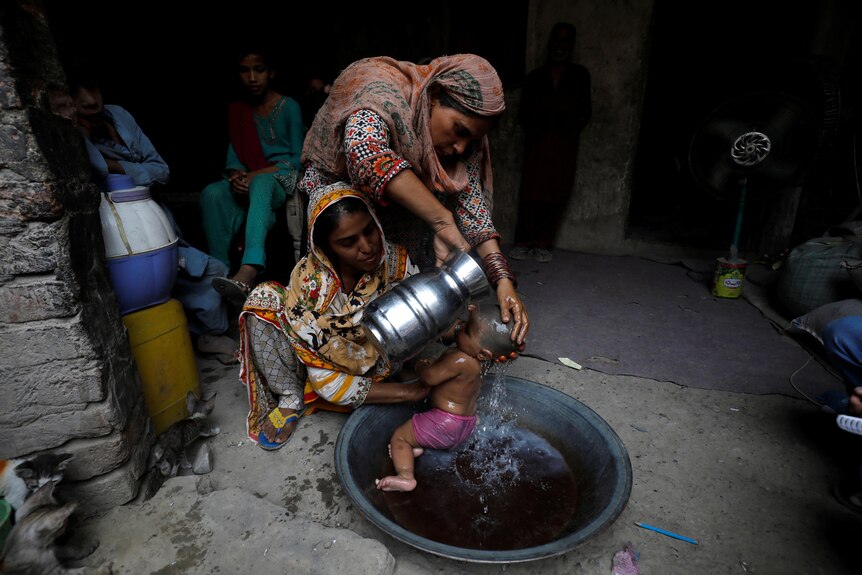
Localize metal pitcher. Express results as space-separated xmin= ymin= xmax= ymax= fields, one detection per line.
xmin=362 ymin=251 xmax=490 ymax=364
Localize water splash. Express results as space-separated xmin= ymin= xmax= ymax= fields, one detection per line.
xmin=478 ymin=361 xmax=515 ymax=423
xmin=455 ymin=362 xmax=523 ymax=492
xmin=380 ymin=364 xmax=580 ymax=550
xmin=456 ymin=430 xmax=523 ymax=490
xmin=382 ymin=426 xmax=578 ymax=550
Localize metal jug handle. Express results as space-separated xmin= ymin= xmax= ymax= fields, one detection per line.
xmin=441 ymin=251 xmax=490 ymax=301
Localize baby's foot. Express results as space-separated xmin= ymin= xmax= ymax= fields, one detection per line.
xmin=375 ymin=475 xmax=417 ymax=492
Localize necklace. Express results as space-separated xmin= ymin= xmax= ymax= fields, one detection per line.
xmin=255 ymin=96 xmax=284 ymax=144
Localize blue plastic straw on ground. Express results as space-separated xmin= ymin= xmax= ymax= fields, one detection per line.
xmin=635 ymin=522 xmax=698 ymax=545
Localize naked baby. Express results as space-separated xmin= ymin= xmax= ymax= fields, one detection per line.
xmin=375 ymin=302 xmax=522 ymax=492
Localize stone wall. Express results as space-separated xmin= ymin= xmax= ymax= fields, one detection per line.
xmin=0 ymin=0 xmax=152 ymax=514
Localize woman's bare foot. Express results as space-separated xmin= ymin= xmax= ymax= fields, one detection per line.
xmin=261 ymin=408 xmax=297 ymax=447
xmin=213 ymin=264 xmax=259 ymax=305
xmin=232 ymin=264 xmax=258 ymax=287
xmin=375 ymin=475 xmax=417 ymax=492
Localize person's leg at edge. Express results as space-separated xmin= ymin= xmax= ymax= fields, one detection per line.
xmin=200 ymin=179 xmax=245 ymax=268
xmin=823 ymin=316 xmax=862 ymax=416
xmin=532 ymin=201 xmax=562 ymax=249
xmin=248 ymin=316 xmax=304 ymax=446
xmin=510 ymin=196 xmax=538 ymax=260
xmin=531 ymin=201 xmax=566 ymax=262
xmin=823 ymin=315 xmax=862 ymax=511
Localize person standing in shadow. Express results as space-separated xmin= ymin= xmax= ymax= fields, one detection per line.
xmin=298 ymin=70 xmax=332 ymax=133
xmin=510 ymin=22 xmax=591 ymax=264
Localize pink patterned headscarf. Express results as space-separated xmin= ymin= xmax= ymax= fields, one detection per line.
xmin=302 ymin=54 xmax=505 ymax=196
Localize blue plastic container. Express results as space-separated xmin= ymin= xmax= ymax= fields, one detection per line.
xmin=105 ymin=173 xmax=135 ymax=191
xmin=106 ymin=244 xmax=178 ymax=315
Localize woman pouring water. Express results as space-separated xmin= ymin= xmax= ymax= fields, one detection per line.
xmin=239 ymin=182 xmax=430 ymax=450
xmin=299 ymin=54 xmax=529 ymax=345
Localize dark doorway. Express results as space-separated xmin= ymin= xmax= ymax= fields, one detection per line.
xmin=43 ymin=0 xmax=527 ymax=266
xmin=629 ymin=0 xmax=861 ymax=255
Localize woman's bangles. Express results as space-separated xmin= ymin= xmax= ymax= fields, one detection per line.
xmin=481 ymin=252 xmax=517 ymax=289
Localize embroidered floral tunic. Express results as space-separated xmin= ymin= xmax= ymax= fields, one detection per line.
xmin=299 ymin=55 xmax=506 ymax=270
xmin=299 ymin=109 xmax=498 ymax=269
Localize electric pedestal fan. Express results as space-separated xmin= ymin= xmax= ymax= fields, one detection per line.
xmin=687 ymin=89 xmax=824 ymax=298
xmin=689 ymin=90 xmax=820 ymax=262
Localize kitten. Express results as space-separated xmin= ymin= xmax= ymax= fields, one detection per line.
xmin=0 ymin=453 xmax=73 ymax=511
xmin=149 ymin=391 xmax=220 ymax=478
xmin=1 ymin=481 xmax=79 ymax=574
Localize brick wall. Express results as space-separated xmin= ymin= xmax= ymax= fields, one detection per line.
xmin=0 ymin=0 xmax=152 ymax=514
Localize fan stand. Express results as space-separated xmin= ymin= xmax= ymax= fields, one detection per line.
xmin=712 ymin=130 xmax=773 ymax=298
xmin=729 ymin=178 xmax=747 ymax=261
xmin=689 ymin=91 xmax=819 ymax=263
xmin=727 ymin=127 xmax=772 ymax=260
xmin=711 ymin=177 xmax=749 ymax=299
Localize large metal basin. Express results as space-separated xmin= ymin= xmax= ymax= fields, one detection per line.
xmin=334 ymin=376 xmax=632 ymax=563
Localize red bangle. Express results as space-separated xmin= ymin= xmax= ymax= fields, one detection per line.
xmin=481 ymin=252 xmax=517 ymax=289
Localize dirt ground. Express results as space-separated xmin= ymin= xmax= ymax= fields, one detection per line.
xmin=73 ymin=353 xmax=862 ymax=575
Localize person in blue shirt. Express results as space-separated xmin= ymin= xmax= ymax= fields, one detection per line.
xmin=202 ymin=47 xmax=305 ymax=304
xmin=71 ymin=73 xmax=238 ymax=363
xmin=72 ymin=79 xmax=169 ymax=188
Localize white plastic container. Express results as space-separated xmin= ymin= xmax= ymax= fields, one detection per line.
xmin=98 ymin=177 xmax=178 ymax=315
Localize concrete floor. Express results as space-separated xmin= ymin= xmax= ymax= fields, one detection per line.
xmin=76 ymin=348 xmax=862 ymax=574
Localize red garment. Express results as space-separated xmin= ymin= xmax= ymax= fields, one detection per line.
xmin=228 ymin=101 xmax=269 ymax=171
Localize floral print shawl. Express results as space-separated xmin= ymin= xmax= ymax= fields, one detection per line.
xmin=283 ymin=183 xmax=413 ymax=376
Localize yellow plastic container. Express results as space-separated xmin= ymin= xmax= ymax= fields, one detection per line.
xmin=122 ymin=298 xmax=201 ymax=435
